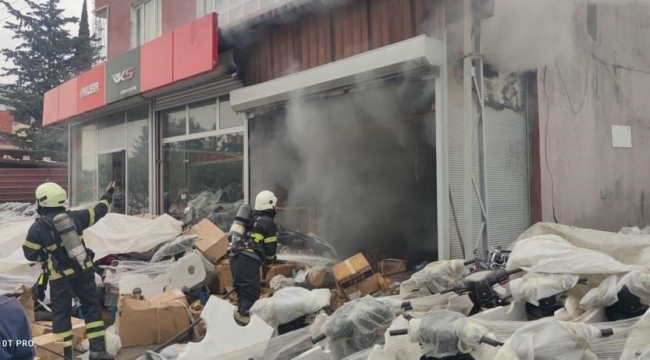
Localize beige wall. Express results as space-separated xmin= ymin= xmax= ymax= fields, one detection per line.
xmin=538 ymin=2 xmax=650 ymax=230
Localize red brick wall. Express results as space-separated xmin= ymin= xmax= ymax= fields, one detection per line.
xmin=96 ymin=0 xmax=197 ymax=61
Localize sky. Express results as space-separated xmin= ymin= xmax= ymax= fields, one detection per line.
xmin=0 ymin=0 xmax=93 ymax=84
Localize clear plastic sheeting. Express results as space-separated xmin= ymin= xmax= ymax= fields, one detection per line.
xmin=507 ymin=234 xmax=637 ymax=274
xmin=321 ymin=296 xmax=402 ymax=358
xmin=0 ymin=202 xmax=36 ymax=223
xmin=137 ymin=344 xmax=187 ymax=360
xmin=250 ymin=287 xmax=331 ymax=327
xmin=510 ymin=273 xmax=580 ymax=306
xmin=150 ymin=235 xmax=199 ymax=262
xmin=269 ymin=275 xmax=296 ymax=291
xmin=407 ymin=293 xmax=475 ymax=316
xmin=580 ymin=271 xmax=650 ymax=309
xmin=400 ymin=260 xmax=468 ymax=295
xmin=408 ymin=310 xmax=489 ymax=358
xmin=619 ymin=226 xmax=650 ymax=235
xmin=494 ymin=319 xmax=605 ymax=360
xmin=0 ymin=273 xmax=40 ymax=296
xmin=515 ymin=222 xmax=650 ymax=267
xmin=82 ymin=213 xmax=182 ymax=261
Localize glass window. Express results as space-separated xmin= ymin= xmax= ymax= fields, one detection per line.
xmin=189 ymin=98 xmax=217 ymax=134
xmin=73 ymin=123 xmax=98 ymax=205
xmin=163 ymin=140 xmax=188 ymax=219
xmin=132 ymin=0 xmax=159 ymax=48
xmin=99 ymin=151 xmax=126 ymax=214
xmin=126 ymin=106 xmax=150 ymax=215
xmin=161 ymin=106 xmax=187 ymax=138
xmin=163 ymin=132 xmax=244 ymax=231
xmin=219 ymin=97 xmax=244 ymax=129
xmin=98 ymin=113 xmax=125 ymax=151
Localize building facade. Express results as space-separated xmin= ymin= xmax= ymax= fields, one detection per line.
xmin=45 ymin=0 xmax=539 ymax=261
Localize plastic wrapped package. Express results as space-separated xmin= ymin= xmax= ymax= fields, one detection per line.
xmin=407 ymin=310 xmax=489 ymax=358
xmin=400 ymin=260 xmax=468 ymax=295
xmin=580 ymin=271 xmax=650 ymax=309
xmin=494 ymin=319 xmax=605 ymax=360
xmin=269 ymin=275 xmax=296 ymax=291
xmin=136 ymin=344 xmax=187 ymax=360
xmin=218 ymin=327 xmax=315 ymax=360
xmin=150 ymin=235 xmax=199 ymax=262
xmin=342 ymin=348 xmax=372 ymax=360
xmin=322 ymin=296 xmax=402 ymax=358
xmin=407 ymin=293 xmax=475 ymax=316
xmin=510 ymin=273 xmax=580 ymax=306
xmin=250 ymin=287 xmax=331 ymax=327
xmin=507 ymin=234 xmax=636 ymax=274
xmin=619 ymin=226 xmax=650 ymax=235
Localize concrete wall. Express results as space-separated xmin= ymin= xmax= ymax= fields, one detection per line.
xmin=538 ymin=2 xmax=650 ymax=230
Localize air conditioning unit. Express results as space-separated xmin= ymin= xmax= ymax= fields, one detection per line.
xmin=2 ymin=155 xmax=12 ymax=160
xmin=22 ymin=155 xmax=30 ymax=160
xmin=43 ymin=157 xmax=52 ymax=162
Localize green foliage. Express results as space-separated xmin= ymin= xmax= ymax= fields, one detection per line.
xmin=0 ymin=0 xmax=100 ymax=162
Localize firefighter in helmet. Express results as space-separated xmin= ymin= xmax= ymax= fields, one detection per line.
xmin=230 ymin=190 xmax=279 ymax=326
xmin=23 ymin=181 xmax=116 ymax=360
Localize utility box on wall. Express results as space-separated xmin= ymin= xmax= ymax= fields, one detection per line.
xmin=611 ymin=125 xmax=632 ymax=148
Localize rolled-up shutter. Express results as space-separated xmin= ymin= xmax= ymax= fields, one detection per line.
xmin=154 ymin=75 xmax=243 ymax=110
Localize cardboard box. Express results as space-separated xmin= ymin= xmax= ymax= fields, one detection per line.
xmin=31 ymin=318 xmax=86 ymax=346
xmin=333 ymin=253 xmax=380 ymax=300
xmin=115 ymin=294 xmax=191 ymax=347
xmin=265 ymin=263 xmax=297 ymax=283
xmin=307 ymin=268 xmax=328 ymax=288
xmin=187 ymin=219 xmax=230 ymax=263
xmin=378 ymin=259 xmax=407 ymax=276
xmin=147 ymin=289 xmax=188 ymax=304
xmin=33 ymin=333 xmax=64 ymax=360
xmin=214 ymin=259 xmax=233 ymax=294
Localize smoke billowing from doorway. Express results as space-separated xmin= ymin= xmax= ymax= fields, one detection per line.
xmin=253 ymin=78 xmax=437 ymax=262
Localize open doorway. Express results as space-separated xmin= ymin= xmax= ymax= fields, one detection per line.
xmin=99 ymin=150 xmax=126 ymax=214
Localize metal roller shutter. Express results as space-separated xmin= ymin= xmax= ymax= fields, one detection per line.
xmin=484 ymin=73 xmax=531 ymax=248
xmin=154 ymin=75 xmax=243 ymax=111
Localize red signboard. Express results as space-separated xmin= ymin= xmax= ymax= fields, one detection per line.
xmin=76 ymin=63 xmax=106 ymax=114
xmin=173 ymin=13 xmax=218 ymax=82
xmin=141 ymin=31 xmax=174 ymax=93
xmin=42 ymin=14 xmax=219 ymax=126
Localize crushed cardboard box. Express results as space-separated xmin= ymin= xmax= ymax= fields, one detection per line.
xmin=307 ymin=268 xmax=329 ymax=288
xmin=379 ymin=259 xmax=407 ymax=276
xmin=33 ymin=333 xmax=63 ymax=360
xmin=31 ymin=318 xmax=85 ymax=346
xmin=115 ymin=290 xmax=191 ymax=347
xmin=187 ymin=219 xmax=229 ymax=263
xmin=265 ymin=263 xmax=297 ymax=283
xmin=214 ymin=259 xmax=233 ymax=294
xmin=333 ymin=253 xmax=380 ymax=300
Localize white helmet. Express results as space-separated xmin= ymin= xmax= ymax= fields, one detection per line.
xmin=255 ymin=190 xmax=277 ymax=211
xmin=35 ymin=182 xmax=67 ymax=208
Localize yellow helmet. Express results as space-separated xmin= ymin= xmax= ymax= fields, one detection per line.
xmin=35 ymin=182 xmax=67 ymax=208
xmin=254 ymin=190 xmax=277 ymax=211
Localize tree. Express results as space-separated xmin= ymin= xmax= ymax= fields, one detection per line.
xmin=0 ymin=0 xmax=98 ymax=162
xmin=72 ymin=0 xmax=102 ymax=74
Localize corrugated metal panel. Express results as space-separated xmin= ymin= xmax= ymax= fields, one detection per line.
xmin=245 ymin=0 xmax=436 ymax=85
xmin=332 ymin=0 xmax=369 ymax=60
xmin=154 ymin=76 xmax=243 ymax=110
xmin=484 ymin=73 xmax=531 ymax=248
xmin=0 ymin=168 xmax=68 ymax=203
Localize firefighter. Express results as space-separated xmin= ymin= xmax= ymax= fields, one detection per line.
xmin=230 ymin=190 xmax=279 ymax=326
xmin=23 ymin=181 xmax=116 ymax=360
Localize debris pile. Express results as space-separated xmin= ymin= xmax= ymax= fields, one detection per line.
xmin=3 ymin=212 xmax=650 ymax=359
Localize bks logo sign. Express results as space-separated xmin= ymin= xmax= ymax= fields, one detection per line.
xmin=111 ymin=67 xmax=135 ymax=84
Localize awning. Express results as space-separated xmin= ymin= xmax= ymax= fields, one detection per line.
xmin=230 ymin=35 xmax=443 ymax=113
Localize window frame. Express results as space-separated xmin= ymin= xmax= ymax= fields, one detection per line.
xmin=94 ymin=5 xmax=109 ymax=63
xmin=131 ymin=0 xmax=161 ymax=49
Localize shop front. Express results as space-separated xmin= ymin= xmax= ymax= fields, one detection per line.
xmin=46 ymin=14 xmax=246 ymax=229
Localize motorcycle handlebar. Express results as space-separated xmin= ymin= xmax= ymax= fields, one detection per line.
xmin=506 ymin=268 xmax=523 ymax=276
xmin=401 ymin=301 xmax=413 ymax=311
xmin=311 ymin=334 xmax=327 ymax=344
xmin=480 ymin=336 xmax=504 ymax=347
xmin=389 ymin=329 xmax=409 ymax=336
xmin=601 ymin=328 xmax=614 ymax=338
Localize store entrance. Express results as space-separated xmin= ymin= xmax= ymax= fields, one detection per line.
xmin=99 ymin=150 xmax=126 ymax=214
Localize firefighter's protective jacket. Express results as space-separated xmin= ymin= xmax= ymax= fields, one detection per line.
xmin=22 ymin=190 xmax=114 ymax=280
xmin=246 ymin=210 xmax=278 ymax=264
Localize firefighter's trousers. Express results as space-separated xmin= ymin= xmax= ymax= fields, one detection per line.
xmin=230 ymin=252 xmax=261 ymax=316
xmin=50 ymin=269 xmax=106 ymax=359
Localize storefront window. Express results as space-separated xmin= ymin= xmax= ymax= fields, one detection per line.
xmin=127 ymin=106 xmax=150 ymax=215
xmin=189 ymin=98 xmax=217 ymax=134
xmin=161 ymin=106 xmax=186 ymax=138
xmin=219 ymin=97 xmax=244 ymax=129
xmin=73 ymin=122 xmax=98 ymax=205
xmin=98 ymin=113 xmax=126 ymax=151
xmin=163 ymin=132 xmax=244 ymax=230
